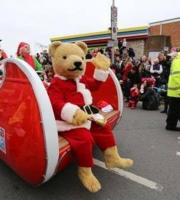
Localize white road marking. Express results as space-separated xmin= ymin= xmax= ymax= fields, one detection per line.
xmin=94 ymin=159 xmax=163 ymax=192
xmin=176 ymin=152 xmax=180 ymax=156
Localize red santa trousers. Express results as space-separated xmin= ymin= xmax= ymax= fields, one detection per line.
xmin=60 ymin=123 xmax=116 ymax=167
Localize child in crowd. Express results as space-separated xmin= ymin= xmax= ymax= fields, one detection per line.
xmin=128 ymin=84 xmax=140 ymax=109
xmin=139 ymin=77 xmax=160 ymax=110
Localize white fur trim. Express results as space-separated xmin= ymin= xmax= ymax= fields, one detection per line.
xmin=56 ymin=120 xmax=91 ymax=132
xmin=61 ymin=103 xmax=79 ymax=123
xmin=93 ymin=69 xmax=109 ymax=82
xmin=75 ymin=79 xmax=92 ymax=105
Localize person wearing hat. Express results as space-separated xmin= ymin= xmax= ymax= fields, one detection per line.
xmin=166 ymin=52 xmax=180 ymax=131
xmin=0 ymin=49 xmax=7 ymax=61
xmin=16 ymin=42 xmax=42 ymax=71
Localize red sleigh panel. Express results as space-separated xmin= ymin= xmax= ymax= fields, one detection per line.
xmin=0 ymin=58 xmax=59 ymax=185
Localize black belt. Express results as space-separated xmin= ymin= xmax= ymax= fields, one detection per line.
xmin=80 ymin=105 xmax=99 ymax=115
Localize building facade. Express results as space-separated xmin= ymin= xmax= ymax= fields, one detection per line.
xmin=50 ymin=17 xmax=180 ymax=58
xmin=149 ymin=18 xmax=180 ymax=48
xmin=51 ymin=26 xmax=148 ymax=58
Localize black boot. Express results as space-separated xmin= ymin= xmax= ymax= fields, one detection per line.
xmin=161 ymin=110 xmax=167 ymax=113
xmin=166 ymin=126 xmax=180 ymax=131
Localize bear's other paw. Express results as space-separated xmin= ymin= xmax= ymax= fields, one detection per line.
xmin=104 ymin=146 xmax=134 ymax=169
xmin=78 ymin=167 xmax=101 ymax=193
xmin=92 ymin=53 xmax=110 ymax=71
xmin=72 ymin=109 xmax=89 ymax=126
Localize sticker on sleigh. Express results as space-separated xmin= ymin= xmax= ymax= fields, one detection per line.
xmin=0 ymin=127 xmax=6 ymax=153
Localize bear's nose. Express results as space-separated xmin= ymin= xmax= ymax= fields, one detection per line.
xmin=74 ymin=61 xmax=82 ymax=68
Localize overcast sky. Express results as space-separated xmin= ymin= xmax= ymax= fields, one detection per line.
xmin=1 ymin=0 xmax=179 ymax=55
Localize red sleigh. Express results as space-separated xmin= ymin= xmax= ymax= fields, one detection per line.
xmin=0 ymin=58 xmax=123 ymax=185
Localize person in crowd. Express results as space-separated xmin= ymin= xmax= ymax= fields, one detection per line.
xmin=0 ymin=49 xmax=7 ymax=61
xmin=110 ymin=56 xmax=123 ymax=80
xmin=121 ymin=57 xmax=133 ymax=101
xmin=166 ymin=52 xmax=180 ymax=131
xmin=16 ymin=42 xmax=43 ymax=71
xmin=128 ymin=84 xmax=140 ymax=109
xmin=128 ymin=47 xmax=135 ymax=59
xmin=86 ymin=51 xmax=93 ymax=59
xmin=105 ymin=47 xmax=112 ymax=58
xmin=159 ymin=53 xmax=171 ymax=113
xmin=139 ymin=55 xmax=151 ymax=78
xmin=150 ymin=58 xmax=163 ymax=87
xmin=111 ymin=63 xmax=121 ymax=80
xmin=115 ymin=48 xmax=120 ymax=58
xmin=118 ymin=39 xmax=127 ymax=58
xmin=91 ymin=48 xmax=99 ymax=57
xmin=44 ymin=65 xmax=54 ymax=83
xmin=41 ymin=66 xmax=54 ymax=89
xmin=123 ymin=65 xmax=140 ymax=104
xmin=139 ymin=77 xmax=160 ymax=110
xmin=36 ymin=52 xmax=41 ymax=63
xmin=39 ymin=50 xmax=51 ymax=65
xmin=127 ymin=66 xmax=141 ymax=87
xmin=99 ymin=48 xmax=104 ymax=55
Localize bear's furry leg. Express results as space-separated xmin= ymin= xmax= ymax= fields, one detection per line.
xmin=104 ymin=146 xmax=134 ymax=169
xmin=78 ymin=167 xmax=101 ymax=193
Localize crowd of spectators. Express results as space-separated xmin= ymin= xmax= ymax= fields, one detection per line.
xmin=35 ymin=50 xmax=54 ymax=84
xmin=84 ymin=42 xmax=176 ymax=112
xmin=0 ymin=41 xmax=178 ymax=113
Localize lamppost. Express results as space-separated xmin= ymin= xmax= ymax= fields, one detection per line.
xmin=110 ymin=0 xmax=118 ymax=64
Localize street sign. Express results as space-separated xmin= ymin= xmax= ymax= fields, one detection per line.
xmin=107 ymin=40 xmax=118 ymax=47
xmin=111 ymin=6 xmax=118 ymax=40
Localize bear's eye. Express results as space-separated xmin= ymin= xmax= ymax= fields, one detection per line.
xmin=63 ymin=56 xmax=67 ymax=59
xmin=82 ymin=57 xmax=84 ymax=60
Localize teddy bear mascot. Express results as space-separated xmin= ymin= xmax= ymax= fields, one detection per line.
xmin=48 ymin=41 xmax=133 ymax=192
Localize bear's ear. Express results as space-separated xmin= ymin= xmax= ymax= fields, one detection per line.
xmin=49 ymin=41 xmax=62 ymax=57
xmin=75 ymin=41 xmax=88 ymax=55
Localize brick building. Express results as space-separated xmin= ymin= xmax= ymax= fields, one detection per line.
xmin=149 ymin=17 xmax=180 ymax=48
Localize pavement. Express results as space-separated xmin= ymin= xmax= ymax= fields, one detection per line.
xmin=0 ymin=103 xmax=180 ymax=200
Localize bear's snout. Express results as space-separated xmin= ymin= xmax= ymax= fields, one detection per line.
xmin=74 ymin=61 xmax=82 ymax=68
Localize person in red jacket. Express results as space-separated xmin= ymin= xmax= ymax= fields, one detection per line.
xmin=16 ymin=42 xmax=42 ymax=71
xmin=122 ymin=57 xmax=133 ymax=82
xmin=121 ymin=57 xmax=133 ymax=101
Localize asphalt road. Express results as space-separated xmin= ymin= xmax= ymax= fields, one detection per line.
xmin=0 ymin=103 xmax=180 ymax=200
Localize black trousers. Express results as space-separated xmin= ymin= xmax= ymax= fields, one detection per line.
xmin=166 ymin=97 xmax=180 ymax=128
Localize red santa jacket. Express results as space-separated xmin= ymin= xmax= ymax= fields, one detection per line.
xmin=122 ymin=62 xmax=133 ymax=82
xmin=48 ymin=69 xmax=109 ymax=131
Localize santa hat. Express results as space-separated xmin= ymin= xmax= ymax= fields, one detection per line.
xmin=141 ymin=77 xmax=156 ymax=86
xmin=16 ymin=42 xmax=29 ymax=56
xmin=16 ymin=42 xmax=35 ymax=69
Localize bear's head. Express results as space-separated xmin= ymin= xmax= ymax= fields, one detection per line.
xmin=49 ymin=41 xmax=88 ymax=80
